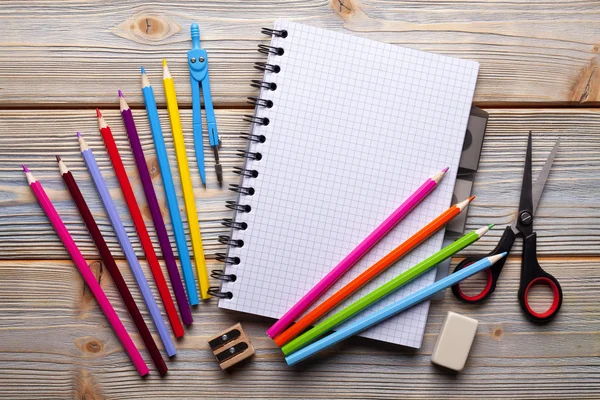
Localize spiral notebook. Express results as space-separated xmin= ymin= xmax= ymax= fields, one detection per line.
xmin=216 ymin=20 xmax=479 ymax=348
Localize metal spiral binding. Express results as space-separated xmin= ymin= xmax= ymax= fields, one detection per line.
xmin=233 ymin=166 xmax=259 ymax=178
xmin=248 ymin=96 xmax=273 ymax=108
xmin=218 ymin=235 xmax=245 ymax=248
xmin=250 ymin=80 xmax=277 ymax=91
xmin=239 ymin=132 xmax=266 ymax=143
xmin=216 ymin=253 xmax=241 ymax=265
xmin=213 ymin=26 xmax=288 ymax=301
xmin=235 ymin=150 xmax=262 ymax=161
xmin=211 ymin=270 xmax=237 ymax=282
xmin=254 ymin=62 xmax=281 ymax=73
xmin=225 ymin=199 xmax=252 ymax=212
xmin=258 ymin=44 xmax=284 ymax=56
xmin=243 ymin=115 xmax=269 ymax=126
xmin=229 ymin=184 xmax=255 ymax=195
xmin=222 ymin=219 xmax=248 ymax=230
xmin=208 ymin=287 xmax=233 ymax=299
xmin=261 ymin=27 xmax=288 ymax=38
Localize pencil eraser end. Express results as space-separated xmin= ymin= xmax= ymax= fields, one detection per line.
xmin=431 ymin=311 xmax=478 ymax=371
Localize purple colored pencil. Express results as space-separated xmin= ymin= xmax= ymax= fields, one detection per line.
xmin=119 ymin=90 xmax=193 ymax=326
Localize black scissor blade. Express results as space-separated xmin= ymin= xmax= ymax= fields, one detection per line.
xmin=517 ymin=131 xmax=534 ymax=225
xmin=532 ymin=138 xmax=560 ymax=215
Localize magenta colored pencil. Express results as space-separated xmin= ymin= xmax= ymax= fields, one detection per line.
xmin=119 ymin=90 xmax=193 ymax=326
xmin=23 ymin=165 xmax=149 ymax=377
xmin=266 ymin=168 xmax=449 ymax=339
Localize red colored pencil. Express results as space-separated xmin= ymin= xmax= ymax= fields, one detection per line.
xmin=96 ymin=108 xmax=184 ymax=338
xmin=56 ymin=156 xmax=168 ymax=376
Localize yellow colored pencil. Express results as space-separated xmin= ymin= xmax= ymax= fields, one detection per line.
xmin=162 ymin=59 xmax=210 ymax=299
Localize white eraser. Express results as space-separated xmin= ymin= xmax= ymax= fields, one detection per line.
xmin=431 ymin=311 xmax=478 ymax=371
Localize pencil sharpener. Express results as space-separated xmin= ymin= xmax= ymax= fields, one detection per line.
xmin=208 ymin=323 xmax=255 ymax=369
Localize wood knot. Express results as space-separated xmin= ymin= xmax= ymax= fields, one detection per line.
xmin=78 ymin=261 xmax=103 ymax=316
xmin=331 ymin=0 xmax=357 ymax=21
xmin=142 ymin=204 xmax=153 ymax=221
xmin=74 ymin=370 xmax=103 ymax=400
xmin=113 ymin=14 xmax=180 ymax=44
xmin=570 ymin=57 xmax=600 ymax=104
xmin=74 ymin=336 xmax=106 ymax=355
xmin=147 ymin=157 xmax=160 ymax=180
xmin=86 ymin=340 xmax=102 ymax=353
xmin=491 ymin=324 xmax=504 ymax=341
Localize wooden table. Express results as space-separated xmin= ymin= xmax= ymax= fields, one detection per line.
xmin=1 ymin=1 xmax=599 ymax=398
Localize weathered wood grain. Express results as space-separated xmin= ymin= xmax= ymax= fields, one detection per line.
xmin=1 ymin=0 xmax=600 ymax=107
xmin=0 ymin=258 xmax=598 ymax=399
xmin=0 ymin=108 xmax=599 ymax=259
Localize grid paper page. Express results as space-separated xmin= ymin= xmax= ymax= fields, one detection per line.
xmin=219 ymin=20 xmax=479 ymax=348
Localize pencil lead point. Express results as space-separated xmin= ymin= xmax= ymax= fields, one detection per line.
xmin=456 ymin=196 xmax=474 ymax=211
xmin=118 ymin=90 xmax=123 ymax=98
xmin=432 ymin=167 xmax=448 ymax=183
xmin=162 ymin=59 xmax=167 ymax=67
xmin=76 ymin=132 xmax=82 ymax=138
xmin=488 ymin=252 xmax=507 ymax=265
xmin=141 ymin=66 xmax=146 ymax=74
xmin=488 ymin=223 xmax=495 ymax=229
xmin=22 ymin=164 xmax=29 ymax=172
xmin=475 ymin=224 xmax=492 ymax=237
xmin=55 ymin=155 xmax=61 ymax=162
xmin=442 ymin=167 xmax=449 ymax=173
xmin=96 ymin=108 xmax=102 ymax=118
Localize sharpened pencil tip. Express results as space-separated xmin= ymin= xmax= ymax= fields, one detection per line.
xmin=55 ymin=155 xmax=61 ymax=162
xmin=432 ymin=167 xmax=449 ymax=184
xmin=141 ymin=66 xmax=146 ymax=74
xmin=76 ymin=132 xmax=82 ymax=138
xmin=22 ymin=164 xmax=29 ymax=172
xmin=442 ymin=167 xmax=449 ymax=173
xmin=488 ymin=223 xmax=495 ymax=229
xmin=118 ymin=90 xmax=123 ymax=98
xmin=162 ymin=59 xmax=167 ymax=67
xmin=468 ymin=196 xmax=475 ymax=203
xmin=95 ymin=108 xmax=102 ymax=118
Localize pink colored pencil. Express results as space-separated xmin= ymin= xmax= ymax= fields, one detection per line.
xmin=266 ymin=167 xmax=449 ymax=339
xmin=23 ymin=165 xmax=149 ymax=377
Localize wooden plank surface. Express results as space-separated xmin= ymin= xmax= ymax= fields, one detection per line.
xmin=1 ymin=0 xmax=600 ymax=107
xmin=0 ymin=258 xmax=598 ymax=399
xmin=2 ymin=0 xmax=600 ymax=398
xmin=1 ymin=108 xmax=599 ymax=259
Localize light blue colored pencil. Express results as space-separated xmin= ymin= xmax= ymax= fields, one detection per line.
xmin=285 ymin=252 xmax=507 ymax=365
xmin=140 ymin=67 xmax=199 ymax=305
xmin=78 ymin=132 xmax=176 ymax=357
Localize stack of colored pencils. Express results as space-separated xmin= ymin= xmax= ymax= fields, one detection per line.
xmin=22 ymin=61 xmax=212 ymax=376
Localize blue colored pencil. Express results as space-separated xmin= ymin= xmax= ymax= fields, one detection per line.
xmin=78 ymin=132 xmax=176 ymax=357
xmin=140 ymin=67 xmax=199 ymax=305
xmin=285 ymin=252 xmax=508 ymax=365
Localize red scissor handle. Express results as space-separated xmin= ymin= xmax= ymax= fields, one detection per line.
xmin=452 ymin=258 xmax=495 ymax=302
xmin=518 ymin=233 xmax=563 ymax=322
xmin=451 ymin=257 xmax=495 ymax=303
xmin=451 ymin=226 xmax=515 ymax=304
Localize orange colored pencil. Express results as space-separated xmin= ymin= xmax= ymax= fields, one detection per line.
xmin=274 ymin=196 xmax=475 ymax=347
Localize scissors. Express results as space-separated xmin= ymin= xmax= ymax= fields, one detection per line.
xmin=451 ymin=131 xmax=562 ymax=323
xmin=188 ymin=23 xmax=222 ymax=187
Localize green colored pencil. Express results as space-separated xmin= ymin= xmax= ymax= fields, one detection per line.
xmin=281 ymin=224 xmax=493 ymax=355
